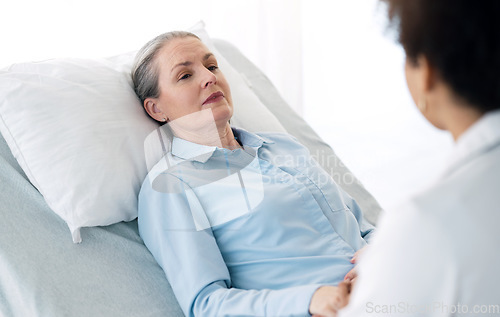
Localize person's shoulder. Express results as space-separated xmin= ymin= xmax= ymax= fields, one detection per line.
xmin=255 ymin=131 xmax=310 ymax=157
xmin=414 ymin=144 xmax=500 ymax=216
xmin=256 ymin=130 xmax=295 ymax=139
xmin=139 ymin=155 xmax=188 ymax=195
xmin=402 ymin=151 xmax=500 ymax=251
xmin=256 ymin=131 xmax=302 ymax=147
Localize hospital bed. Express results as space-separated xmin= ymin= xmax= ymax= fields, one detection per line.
xmin=0 ymin=24 xmax=381 ymax=317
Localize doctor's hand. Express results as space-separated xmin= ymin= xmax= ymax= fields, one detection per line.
xmin=343 ymin=246 xmax=368 ymax=283
xmin=309 ymin=283 xmax=351 ymax=317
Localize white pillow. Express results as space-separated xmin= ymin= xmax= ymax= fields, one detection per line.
xmin=0 ymin=21 xmax=285 ymax=243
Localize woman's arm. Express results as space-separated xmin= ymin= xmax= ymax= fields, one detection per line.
xmin=138 ymin=172 xmax=323 ymax=317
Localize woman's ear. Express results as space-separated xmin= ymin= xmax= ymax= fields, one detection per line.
xmin=417 ymin=55 xmax=436 ymax=94
xmin=144 ymin=98 xmax=164 ymax=122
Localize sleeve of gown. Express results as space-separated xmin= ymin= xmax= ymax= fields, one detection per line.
xmin=138 ymin=172 xmax=323 ymax=317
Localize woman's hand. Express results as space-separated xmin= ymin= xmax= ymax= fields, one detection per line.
xmin=309 ymin=283 xmax=351 ymax=317
xmin=343 ymin=246 xmax=368 ymax=282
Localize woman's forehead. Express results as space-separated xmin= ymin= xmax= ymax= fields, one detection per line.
xmin=159 ymin=37 xmax=212 ymax=65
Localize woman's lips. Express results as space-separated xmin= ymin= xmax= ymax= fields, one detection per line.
xmin=202 ymin=91 xmax=224 ymax=105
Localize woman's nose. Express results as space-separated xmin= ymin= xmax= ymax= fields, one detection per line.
xmin=202 ymin=69 xmax=217 ymax=88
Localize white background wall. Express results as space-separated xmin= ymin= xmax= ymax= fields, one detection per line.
xmin=1 ymin=0 xmax=453 ymax=211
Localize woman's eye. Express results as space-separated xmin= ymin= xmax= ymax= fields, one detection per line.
xmin=179 ymin=74 xmax=191 ymax=80
xmin=208 ymin=65 xmax=218 ymax=72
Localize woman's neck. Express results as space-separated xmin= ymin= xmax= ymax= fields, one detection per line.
xmin=217 ymin=124 xmax=241 ymax=150
xmin=440 ymin=100 xmax=483 ymax=141
xmin=425 ymin=82 xmax=483 ymax=141
xmin=169 ymin=113 xmax=240 ymax=150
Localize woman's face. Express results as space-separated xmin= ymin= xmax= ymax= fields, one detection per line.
xmin=146 ymin=37 xmax=233 ymax=127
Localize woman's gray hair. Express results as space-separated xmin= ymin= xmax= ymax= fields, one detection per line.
xmin=131 ymin=31 xmax=200 ymax=105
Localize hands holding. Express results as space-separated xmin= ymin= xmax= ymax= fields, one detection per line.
xmin=308 ymin=246 xmax=367 ymax=317
xmin=308 ymin=283 xmax=351 ymax=317
xmin=343 ymin=246 xmax=367 ymax=283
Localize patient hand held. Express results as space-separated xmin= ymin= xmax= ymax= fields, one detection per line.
xmin=344 ymin=246 xmax=368 ymax=282
xmin=309 ymin=283 xmax=351 ymax=317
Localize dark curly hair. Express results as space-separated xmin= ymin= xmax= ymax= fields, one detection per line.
xmin=381 ymin=0 xmax=500 ymax=113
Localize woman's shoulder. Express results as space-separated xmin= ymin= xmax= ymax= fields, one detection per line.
xmin=254 ymin=131 xmax=312 ymax=159
xmin=404 ymin=147 xmax=500 ymax=245
xmin=415 ymin=144 xmax=500 ymax=211
xmin=139 ymin=154 xmax=189 ymax=196
xmin=254 ymin=131 xmax=304 ymax=149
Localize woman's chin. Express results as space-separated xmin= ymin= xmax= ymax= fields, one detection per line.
xmin=211 ymin=106 xmax=233 ymax=126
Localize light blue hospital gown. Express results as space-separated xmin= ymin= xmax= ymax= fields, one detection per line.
xmin=138 ymin=127 xmax=374 ymax=317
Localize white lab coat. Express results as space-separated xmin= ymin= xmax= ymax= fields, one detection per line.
xmin=340 ymin=110 xmax=500 ymax=316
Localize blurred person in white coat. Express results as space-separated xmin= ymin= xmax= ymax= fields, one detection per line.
xmin=324 ymin=0 xmax=500 ymax=316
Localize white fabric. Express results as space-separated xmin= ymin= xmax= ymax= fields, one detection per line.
xmin=0 ymin=57 xmax=157 ymax=243
xmin=340 ymin=110 xmax=500 ymax=316
xmin=0 ymin=21 xmax=284 ymax=243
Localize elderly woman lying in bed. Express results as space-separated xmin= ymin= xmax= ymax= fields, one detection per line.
xmin=132 ymin=31 xmax=373 ymax=317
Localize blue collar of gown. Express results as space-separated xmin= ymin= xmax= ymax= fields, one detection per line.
xmin=170 ymin=126 xmax=274 ymax=163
